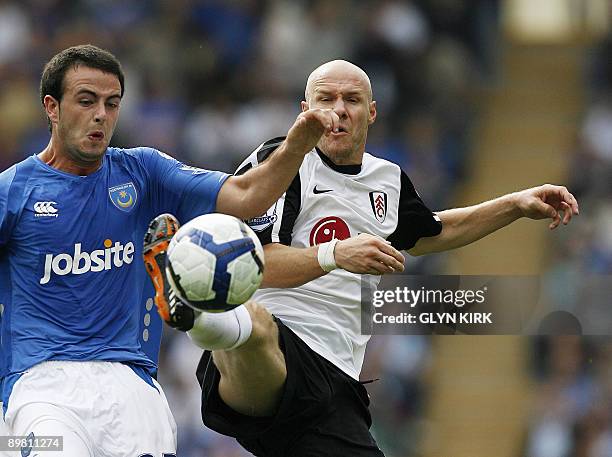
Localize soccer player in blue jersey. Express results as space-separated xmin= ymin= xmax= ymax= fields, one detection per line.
xmin=0 ymin=44 xmax=341 ymax=456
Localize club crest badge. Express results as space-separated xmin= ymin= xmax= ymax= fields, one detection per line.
xmin=109 ymin=182 xmax=138 ymax=212
xmin=369 ymin=191 xmax=387 ymax=223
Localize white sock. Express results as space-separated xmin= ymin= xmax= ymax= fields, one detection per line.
xmin=187 ymin=305 xmax=253 ymax=351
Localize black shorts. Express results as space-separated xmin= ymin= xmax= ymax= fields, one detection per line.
xmin=195 ymin=318 xmax=385 ymax=457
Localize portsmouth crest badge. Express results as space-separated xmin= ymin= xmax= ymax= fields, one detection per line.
xmin=109 ymin=182 xmax=138 ymax=212
xmin=369 ymin=191 xmax=387 ymax=223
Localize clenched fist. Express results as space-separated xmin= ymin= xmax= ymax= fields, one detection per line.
xmin=285 ymin=108 xmax=341 ymax=156
xmin=335 ymin=233 xmax=405 ymax=275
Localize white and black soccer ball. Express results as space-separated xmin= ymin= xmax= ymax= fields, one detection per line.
xmin=166 ymin=213 xmax=265 ymax=312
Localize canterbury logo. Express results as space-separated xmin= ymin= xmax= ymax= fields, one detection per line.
xmin=34 ymin=201 xmax=59 ymax=218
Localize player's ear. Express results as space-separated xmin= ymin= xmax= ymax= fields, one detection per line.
xmin=301 ymin=101 xmax=309 ymax=113
xmin=44 ymin=95 xmax=60 ymax=125
xmin=368 ymin=100 xmax=377 ymax=125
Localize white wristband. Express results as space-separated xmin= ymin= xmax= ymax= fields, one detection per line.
xmin=317 ymin=238 xmax=339 ymax=273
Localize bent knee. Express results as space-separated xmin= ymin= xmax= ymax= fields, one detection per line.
xmin=213 ymin=302 xmax=286 ymax=388
xmin=243 ymin=301 xmax=278 ymax=349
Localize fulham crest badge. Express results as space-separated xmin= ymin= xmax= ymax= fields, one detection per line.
xmin=369 ymin=191 xmax=387 ymax=223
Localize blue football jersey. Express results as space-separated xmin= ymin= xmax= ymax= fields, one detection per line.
xmin=0 ymin=147 xmax=229 ymax=407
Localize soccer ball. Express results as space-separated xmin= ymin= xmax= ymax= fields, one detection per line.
xmin=166 ymin=213 xmax=265 ymax=312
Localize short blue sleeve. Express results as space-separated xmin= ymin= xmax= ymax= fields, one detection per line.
xmin=134 ymin=148 xmax=230 ymax=223
xmin=0 ymin=166 xmax=17 ymax=248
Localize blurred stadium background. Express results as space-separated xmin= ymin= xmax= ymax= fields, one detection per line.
xmin=1 ymin=0 xmax=611 ymax=455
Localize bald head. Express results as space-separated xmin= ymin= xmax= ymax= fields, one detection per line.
xmin=305 ymin=60 xmax=372 ymax=104
xmin=301 ymin=60 xmax=377 ymax=165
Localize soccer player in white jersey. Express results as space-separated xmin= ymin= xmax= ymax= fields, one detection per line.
xmin=0 ymin=45 xmax=342 ymax=457
xmin=148 ymin=60 xmax=580 ymax=456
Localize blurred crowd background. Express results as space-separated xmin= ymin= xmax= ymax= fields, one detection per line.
xmin=1 ymin=0 xmax=611 ymax=456
xmin=524 ymin=20 xmax=612 ymax=457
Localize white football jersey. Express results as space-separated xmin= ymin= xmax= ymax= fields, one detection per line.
xmin=237 ymin=137 xmax=442 ymax=379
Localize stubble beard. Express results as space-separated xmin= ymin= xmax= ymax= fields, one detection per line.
xmin=68 ymin=142 xmax=106 ymax=165
xmin=58 ymin=121 xmax=109 ymax=167
xmin=318 ymin=132 xmax=366 ymax=165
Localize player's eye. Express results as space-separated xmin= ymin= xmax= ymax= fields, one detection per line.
xmin=106 ymin=101 xmax=119 ymax=109
xmin=79 ymin=99 xmax=93 ymax=106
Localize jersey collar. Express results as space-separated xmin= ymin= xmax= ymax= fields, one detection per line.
xmin=33 ymin=150 xmax=108 ymax=180
xmin=315 ymin=148 xmax=362 ymax=175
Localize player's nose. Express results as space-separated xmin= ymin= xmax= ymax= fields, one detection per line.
xmin=93 ymin=101 xmax=107 ymax=123
xmin=332 ymin=98 xmax=347 ymax=118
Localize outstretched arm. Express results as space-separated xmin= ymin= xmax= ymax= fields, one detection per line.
xmin=216 ymin=109 xmax=340 ymax=220
xmin=408 ymin=184 xmax=580 ymax=256
xmin=261 ymin=234 xmax=406 ymax=289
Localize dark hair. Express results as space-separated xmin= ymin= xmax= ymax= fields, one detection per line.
xmin=40 ymin=44 xmax=125 ymax=130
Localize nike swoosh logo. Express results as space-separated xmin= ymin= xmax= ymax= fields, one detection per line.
xmin=313 ymin=186 xmax=333 ymax=194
